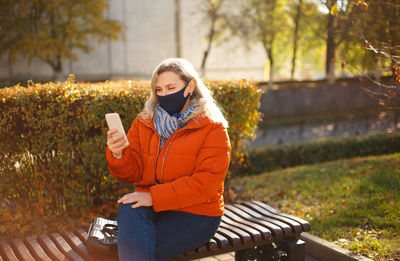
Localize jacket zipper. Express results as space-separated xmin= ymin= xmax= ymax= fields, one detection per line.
xmin=138 ymin=119 xmax=162 ymax=184
xmin=138 ymin=118 xmax=198 ymax=184
xmin=154 ymin=137 xmax=161 ymax=184
xmin=160 ymin=134 xmax=177 ymax=183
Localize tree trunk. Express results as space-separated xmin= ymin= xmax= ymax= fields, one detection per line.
xmin=8 ymin=60 xmax=13 ymax=80
xmin=175 ymin=0 xmax=181 ymax=57
xmin=268 ymin=49 xmax=274 ymax=89
xmin=54 ymin=70 xmax=64 ymax=82
xmin=53 ymin=57 xmax=64 ymax=82
xmin=326 ymin=4 xmax=336 ymax=85
xmin=262 ymin=41 xmax=274 ymax=89
xmin=201 ymin=22 xmax=216 ymax=77
xmin=201 ymin=50 xmax=210 ymax=78
xmin=291 ymin=0 xmax=302 ymax=80
xmin=328 ymin=58 xmax=335 ymax=85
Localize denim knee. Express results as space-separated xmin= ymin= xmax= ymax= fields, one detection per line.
xmin=117 ymin=204 xmax=154 ymax=223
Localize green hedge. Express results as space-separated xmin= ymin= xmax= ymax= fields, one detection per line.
xmin=0 ymin=76 xmax=261 ymax=235
xmin=242 ymin=132 xmax=400 ymax=176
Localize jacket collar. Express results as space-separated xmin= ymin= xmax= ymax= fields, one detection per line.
xmin=137 ymin=111 xmax=210 ymax=131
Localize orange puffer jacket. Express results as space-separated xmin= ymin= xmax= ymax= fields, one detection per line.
xmin=106 ymin=112 xmax=231 ymax=217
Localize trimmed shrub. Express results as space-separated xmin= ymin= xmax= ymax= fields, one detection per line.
xmin=0 ymin=76 xmax=261 ymax=235
xmin=242 ymin=132 xmax=400 ymax=175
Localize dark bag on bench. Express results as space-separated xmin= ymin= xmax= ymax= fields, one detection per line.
xmin=86 ymin=217 xmax=118 ymax=258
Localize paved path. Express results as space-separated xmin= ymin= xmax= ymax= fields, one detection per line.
xmin=195 ymin=252 xmax=319 ymax=260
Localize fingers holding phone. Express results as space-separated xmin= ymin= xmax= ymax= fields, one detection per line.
xmin=107 ymin=129 xmax=128 ymax=158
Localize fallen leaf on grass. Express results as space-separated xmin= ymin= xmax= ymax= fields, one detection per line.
xmin=277 ymin=191 xmax=285 ymax=197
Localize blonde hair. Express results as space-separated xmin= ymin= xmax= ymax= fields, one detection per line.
xmin=140 ymin=58 xmax=228 ymax=128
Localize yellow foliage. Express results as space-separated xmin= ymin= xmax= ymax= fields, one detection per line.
xmin=330 ymin=3 xmax=338 ymax=16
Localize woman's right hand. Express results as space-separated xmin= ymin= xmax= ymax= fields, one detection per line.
xmin=107 ymin=129 xmax=128 ymax=159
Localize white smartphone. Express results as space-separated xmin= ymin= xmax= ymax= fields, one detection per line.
xmin=105 ymin=113 xmax=129 ymax=146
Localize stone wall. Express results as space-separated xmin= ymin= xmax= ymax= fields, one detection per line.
xmin=260 ymin=80 xmax=381 ymax=119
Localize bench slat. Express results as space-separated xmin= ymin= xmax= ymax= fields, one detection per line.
xmin=232 ymin=204 xmax=295 ymax=236
xmin=219 ymin=224 xmax=252 ymax=244
xmin=251 ymin=201 xmax=311 ymax=231
xmin=49 ymin=232 xmax=85 ymax=261
xmin=213 ymin=231 xmax=230 ymax=249
xmin=37 ymin=234 xmax=70 ymax=261
xmin=223 ymin=209 xmax=272 ymax=241
xmin=223 ymin=212 xmax=269 ymax=240
xmin=181 ymin=250 xmax=197 ymax=258
xmin=206 ymin=238 xmax=219 ymax=252
xmin=9 ymin=238 xmax=36 ymax=261
xmin=0 ymin=240 xmax=19 ymax=261
xmin=74 ymin=229 xmax=89 ymax=245
xmin=241 ymin=202 xmax=304 ymax=234
xmin=62 ymin=231 xmax=95 ymax=261
xmin=221 ymin=216 xmax=263 ymax=242
xmin=195 ymin=243 xmax=208 ymax=254
xmin=24 ymin=236 xmax=53 ymax=261
xmin=227 ymin=205 xmax=288 ymax=239
xmin=215 ymin=227 xmax=242 ymax=246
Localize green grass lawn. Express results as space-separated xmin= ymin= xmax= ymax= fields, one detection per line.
xmin=231 ymin=153 xmax=400 ymax=260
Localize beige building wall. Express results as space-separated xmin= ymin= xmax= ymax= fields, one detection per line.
xmin=0 ymin=0 xmax=266 ymax=82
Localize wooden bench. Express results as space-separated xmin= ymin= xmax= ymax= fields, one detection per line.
xmin=0 ymin=201 xmax=311 ymax=261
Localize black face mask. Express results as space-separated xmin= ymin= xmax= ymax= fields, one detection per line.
xmin=157 ymin=82 xmax=190 ymax=116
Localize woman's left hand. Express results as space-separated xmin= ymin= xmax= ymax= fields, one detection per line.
xmin=117 ymin=192 xmax=153 ymax=208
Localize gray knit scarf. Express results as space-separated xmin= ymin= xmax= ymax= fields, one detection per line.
xmin=154 ymin=103 xmax=198 ymax=148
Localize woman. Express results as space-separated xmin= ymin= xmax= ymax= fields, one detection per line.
xmin=106 ymin=58 xmax=231 ymax=261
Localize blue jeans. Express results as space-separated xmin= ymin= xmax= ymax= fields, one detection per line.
xmin=117 ymin=203 xmax=222 ymax=261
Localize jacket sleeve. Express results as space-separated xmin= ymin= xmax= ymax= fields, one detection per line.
xmin=150 ymin=122 xmax=231 ymax=212
xmin=106 ymin=118 xmax=143 ymax=183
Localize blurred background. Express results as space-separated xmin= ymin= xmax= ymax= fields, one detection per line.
xmin=0 ymin=0 xmax=397 ymax=83
xmin=1 ymin=0 xmax=399 ymax=148
xmin=1 ymin=2 xmax=400 ymax=259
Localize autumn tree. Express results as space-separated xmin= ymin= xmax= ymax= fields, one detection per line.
xmin=320 ymin=0 xmax=355 ymax=84
xmin=226 ymin=0 xmax=289 ymax=88
xmin=289 ymin=0 xmax=303 ymax=80
xmin=198 ymin=0 xmax=227 ymax=77
xmin=0 ymin=0 xmax=123 ymax=81
xmin=348 ymin=0 xmax=400 ymax=109
xmin=287 ymin=0 xmax=326 ymax=80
